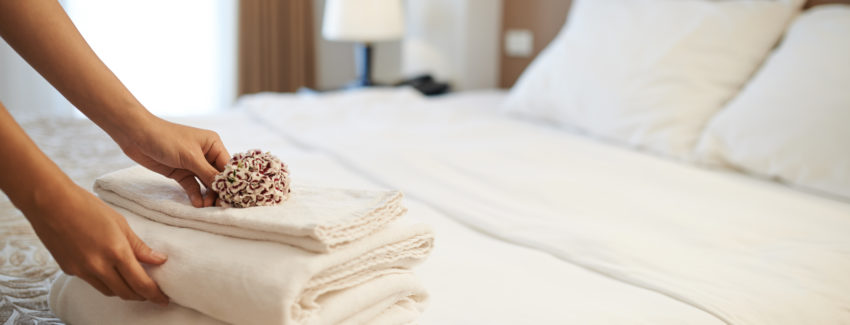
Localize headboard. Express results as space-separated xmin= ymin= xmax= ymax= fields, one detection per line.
xmin=805 ymin=0 xmax=850 ymax=8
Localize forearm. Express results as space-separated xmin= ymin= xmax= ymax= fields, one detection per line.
xmin=0 ymin=102 xmax=77 ymax=219
xmin=0 ymin=0 xmax=154 ymax=144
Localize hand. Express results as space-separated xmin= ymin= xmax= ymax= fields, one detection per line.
xmin=28 ymin=183 xmax=169 ymax=305
xmin=118 ymin=117 xmax=230 ymax=207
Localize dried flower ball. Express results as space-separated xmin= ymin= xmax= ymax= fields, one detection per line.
xmin=211 ymin=149 xmax=291 ymax=208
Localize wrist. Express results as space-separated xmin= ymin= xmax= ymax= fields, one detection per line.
xmin=16 ymin=171 xmax=80 ymax=223
xmin=102 ymin=103 xmax=159 ymax=149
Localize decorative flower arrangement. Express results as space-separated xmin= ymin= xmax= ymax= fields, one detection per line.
xmin=212 ymin=149 xmax=291 ymax=208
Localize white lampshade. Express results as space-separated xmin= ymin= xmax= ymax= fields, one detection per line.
xmin=322 ymin=0 xmax=405 ymax=42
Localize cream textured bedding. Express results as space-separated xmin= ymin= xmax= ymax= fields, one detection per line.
xmin=95 ymin=166 xmax=407 ymax=253
xmin=50 ymin=271 xmax=426 ymax=325
xmin=2 ymin=109 xmax=726 ymax=324
xmin=242 ymin=88 xmax=850 ymax=324
xmin=50 ymin=207 xmax=433 ymax=325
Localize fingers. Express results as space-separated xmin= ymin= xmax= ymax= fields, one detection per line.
xmin=76 ymin=260 xmax=141 ymax=301
xmin=171 ymin=169 xmax=203 ymax=207
xmin=208 ymin=139 xmax=230 ymax=172
xmin=202 ymin=139 xmax=229 ymax=208
xmin=81 ymin=262 xmax=166 ymax=304
xmin=202 ymin=188 xmax=217 ymax=207
xmin=127 ymin=230 xmax=167 ymax=266
xmin=100 ymin=266 xmax=144 ymax=301
xmin=116 ymin=257 xmax=170 ymax=306
xmin=79 ymin=273 xmax=114 ymax=297
xmin=189 ymin=133 xmax=229 ymax=189
xmin=187 ymin=154 xmax=221 ymax=190
xmin=121 ymin=224 xmax=169 ymax=305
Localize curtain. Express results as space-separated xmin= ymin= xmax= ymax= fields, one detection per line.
xmin=238 ymin=0 xmax=316 ymax=95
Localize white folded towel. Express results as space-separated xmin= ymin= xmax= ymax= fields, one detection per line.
xmin=50 ymin=271 xmax=427 ymax=325
xmin=94 ymin=166 xmax=406 ymax=253
xmin=51 ymin=207 xmax=433 ymax=325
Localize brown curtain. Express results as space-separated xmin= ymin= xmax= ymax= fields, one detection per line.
xmin=238 ymin=0 xmax=316 ymax=95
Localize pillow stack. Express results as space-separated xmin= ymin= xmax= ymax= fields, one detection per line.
xmin=505 ymin=0 xmax=850 ymax=200
xmin=696 ymin=5 xmax=850 ymax=199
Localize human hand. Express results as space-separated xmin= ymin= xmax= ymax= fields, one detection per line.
xmin=28 ymin=183 xmax=169 ymax=305
xmin=118 ymin=117 xmax=230 ymax=207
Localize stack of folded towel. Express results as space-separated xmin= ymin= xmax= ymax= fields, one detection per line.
xmin=49 ymin=166 xmax=434 ymax=325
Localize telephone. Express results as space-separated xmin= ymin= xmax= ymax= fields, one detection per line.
xmin=395 ymin=74 xmax=450 ymax=96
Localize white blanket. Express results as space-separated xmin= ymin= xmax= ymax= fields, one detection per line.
xmin=241 ymin=89 xmax=850 ymax=324
xmin=50 ymin=208 xmax=432 ymax=325
xmin=50 ymin=271 xmax=426 ymax=325
xmin=94 ymin=166 xmax=406 ymax=253
xmin=50 ymin=165 xmax=434 ymax=324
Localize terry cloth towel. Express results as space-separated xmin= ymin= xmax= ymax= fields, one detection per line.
xmin=93 ymin=166 xmax=406 ymax=253
xmin=50 ymin=207 xmax=433 ymax=325
xmin=50 ymin=271 xmax=427 ymax=325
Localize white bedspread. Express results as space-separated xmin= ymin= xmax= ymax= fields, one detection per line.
xmin=10 ymin=109 xmax=722 ymax=324
xmin=187 ymin=111 xmax=725 ymax=324
xmin=95 ymin=166 xmax=407 ymax=253
xmin=240 ymin=88 xmax=850 ymax=324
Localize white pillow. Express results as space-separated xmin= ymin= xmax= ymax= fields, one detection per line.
xmin=503 ymin=0 xmax=803 ymax=159
xmin=697 ymin=5 xmax=850 ymax=199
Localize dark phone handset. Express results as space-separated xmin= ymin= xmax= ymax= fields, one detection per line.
xmin=396 ymin=74 xmax=451 ymax=96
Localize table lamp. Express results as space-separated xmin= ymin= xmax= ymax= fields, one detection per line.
xmin=322 ymin=0 xmax=405 ymax=87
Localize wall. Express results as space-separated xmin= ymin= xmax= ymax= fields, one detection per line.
xmin=499 ymin=0 xmax=572 ymax=88
xmin=3 ymin=0 xmax=505 ymax=116
xmin=313 ymin=0 xmax=503 ymax=91
xmin=401 ymin=0 xmax=502 ymax=90
xmin=0 ymin=39 xmax=75 ymax=120
xmin=0 ymin=1 xmax=75 ymax=120
xmin=312 ymin=0 xmax=403 ymax=90
xmin=66 ymin=0 xmax=237 ymax=116
xmin=0 ymin=0 xmax=237 ymax=119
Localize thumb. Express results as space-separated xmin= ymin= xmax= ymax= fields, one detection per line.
xmin=128 ymin=231 xmax=168 ymax=265
xmin=186 ymin=153 xmax=221 ymax=188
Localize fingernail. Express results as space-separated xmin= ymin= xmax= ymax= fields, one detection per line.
xmin=151 ymin=250 xmax=168 ymax=261
xmin=158 ymin=295 xmax=170 ymax=307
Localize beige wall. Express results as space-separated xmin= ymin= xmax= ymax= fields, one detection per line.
xmin=0 ymin=1 xmax=77 ymax=120
xmin=313 ymin=0 xmax=502 ymax=91
xmin=402 ymin=0 xmax=502 ymax=90
xmin=312 ymin=0 xmax=403 ymax=90
xmin=499 ymin=0 xmax=572 ymax=88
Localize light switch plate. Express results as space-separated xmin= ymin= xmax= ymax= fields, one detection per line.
xmin=504 ymin=29 xmax=534 ymax=58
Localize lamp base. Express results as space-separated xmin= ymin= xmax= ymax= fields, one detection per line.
xmin=353 ymin=42 xmax=373 ymax=87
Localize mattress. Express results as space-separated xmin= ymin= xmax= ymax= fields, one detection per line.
xmin=3 ymin=88 xmax=848 ymax=324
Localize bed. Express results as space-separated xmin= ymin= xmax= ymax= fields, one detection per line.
xmin=1 ymin=88 xmax=847 ymax=324
xmin=3 ymin=1 xmax=850 ymax=324
xmin=2 ymin=99 xmax=724 ymax=324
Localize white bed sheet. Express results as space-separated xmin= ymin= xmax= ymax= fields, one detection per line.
xmin=175 ymin=112 xmax=723 ymax=324
xmin=0 ymin=111 xmax=714 ymax=324
xmin=239 ymin=88 xmax=850 ymax=324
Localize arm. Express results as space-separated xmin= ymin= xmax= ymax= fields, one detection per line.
xmin=0 ymin=102 xmax=168 ymax=304
xmin=0 ymin=0 xmax=230 ymax=206
xmin=0 ymin=0 xmax=230 ymax=304
xmin=0 ymin=0 xmax=150 ymax=142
